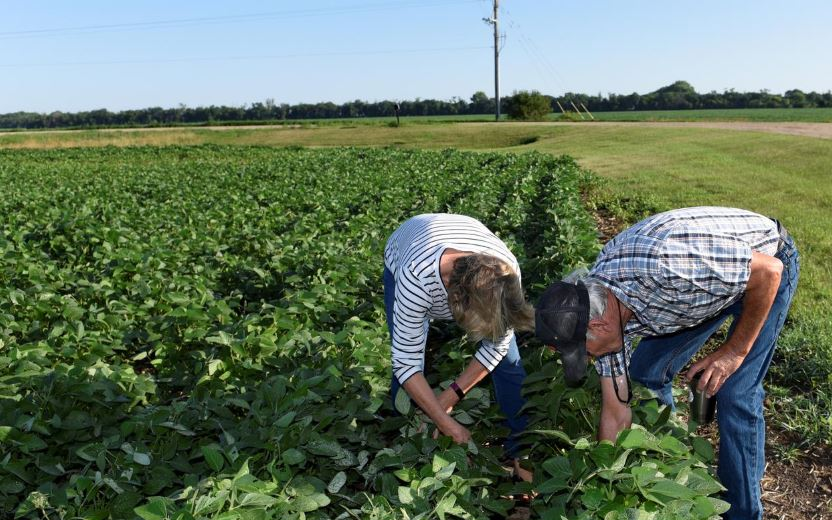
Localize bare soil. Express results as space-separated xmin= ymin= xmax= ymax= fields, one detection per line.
xmin=691 ymin=421 xmax=832 ymax=520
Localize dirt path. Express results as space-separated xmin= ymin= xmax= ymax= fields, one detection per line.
xmin=565 ymin=121 xmax=832 ymax=140
xmin=476 ymin=121 xmax=832 ymax=140
xmin=3 ymin=121 xmax=832 ymax=139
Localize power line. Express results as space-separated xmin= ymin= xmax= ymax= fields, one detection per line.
xmin=501 ymin=9 xmax=572 ymax=96
xmin=0 ymin=0 xmax=481 ymax=40
xmin=0 ymin=45 xmax=490 ymax=68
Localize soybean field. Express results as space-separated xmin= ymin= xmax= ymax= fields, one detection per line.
xmin=0 ymin=146 xmax=732 ymax=519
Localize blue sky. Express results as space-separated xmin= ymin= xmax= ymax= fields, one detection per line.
xmin=2 ymin=0 xmax=830 ymax=113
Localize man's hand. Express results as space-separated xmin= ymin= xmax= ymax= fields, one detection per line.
xmin=686 ymin=346 xmax=746 ymax=397
xmin=686 ymin=251 xmax=782 ymax=398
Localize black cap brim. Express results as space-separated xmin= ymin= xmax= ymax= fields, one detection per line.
xmin=534 ymin=280 xmax=590 ymax=385
xmin=560 ymin=342 xmax=588 ymax=385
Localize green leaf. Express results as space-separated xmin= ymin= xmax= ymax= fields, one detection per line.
xmin=589 ymin=441 xmax=616 ymax=467
xmin=435 ymin=461 xmax=456 ymax=480
xmin=691 ymin=436 xmax=714 ymax=462
xmin=434 ymin=494 xmax=457 ymax=520
xmin=530 ymin=429 xmax=574 ymax=444
xmin=617 ymin=428 xmax=647 ymax=449
xmin=541 ymin=456 xmax=571 ymax=478
xmin=20 ymin=433 xmax=47 ymax=452
xmin=432 ymin=453 xmax=450 ymax=473
xmin=657 ymin=435 xmax=688 ymax=456
xmin=398 ymin=486 xmax=415 ymax=504
xmin=61 ymin=410 xmax=93 ymax=430
xmin=201 ymin=445 xmax=224 ymax=471
xmin=0 ymin=426 xmax=15 ymax=441
xmin=708 ymin=496 xmax=731 ymax=515
xmin=158 ymin=422 xmax=196 ymax=436
xmin=394 ymin=389 xmax=411 ymax=415
xmin=289 ymin=495 xmax=320 ymax=513
xmin=103 ymin=477 xmax=124 ymax=494
xmin=213 ymin=512 xmax=242 ymax=520
xmin=0 ymin=479 xmax=24 ymax=495
xmin=133 ymin=452 xmax=152 ymax=466
xmin=574 ymin=437 xmax=591 ymax=450
xmin=685 ymin=468 xmax=726 ymax=494
xmin=309 ymin=492 xmax=331 ymax=508
xmin=691 ymin=495 xmax=715 ymax=517
xmin=597 ymin=449 xmax=631 ymax=480
xmin=327 ymin=471 xmax=347 ymax=493
xmin=580 ymin=485 xmax=605 ymax=510
xmin=647 ymin=479 xmax=696 ymax=501
xmin=206 ymin=331 xmax=234 ymax=346
xmin=631 ymin=465 xmax=661 ymax=486
xmin=306 ymin=438 xmax=345 ymax=458
xmin=134 ymin=498 xmax=172 ymax=520
xmin=282 ymin=448 xmax=305 ymax=466
xmin=537 ymin=475 xmax=570 ymax=494
xmin=238 ymin=493 xmax=278 ymax=508
xmin=276 ymin=411 xmax=297 ymax=428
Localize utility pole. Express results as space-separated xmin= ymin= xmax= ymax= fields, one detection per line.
xmin=484 ymin=0 xmax=500 ymax=121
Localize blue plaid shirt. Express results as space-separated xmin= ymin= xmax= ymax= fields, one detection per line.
xmin=589 ymin=207 xmax=780 ymax=377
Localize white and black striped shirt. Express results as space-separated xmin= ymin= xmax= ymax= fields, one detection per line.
xmin=384 ymin=214 xmax=520 ymax=385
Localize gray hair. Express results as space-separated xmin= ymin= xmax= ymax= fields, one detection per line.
xmin=562 ymin=268 xmax=608 ymax=340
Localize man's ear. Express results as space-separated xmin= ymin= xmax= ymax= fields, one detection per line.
xmin=588 ymin=316 xmax=611 ymax=334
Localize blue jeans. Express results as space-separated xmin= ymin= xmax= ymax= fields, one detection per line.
xmin=628 ymin=237 xmax=799 ymax=520
xmin=383 ymin=267 xmax=528 ymax=458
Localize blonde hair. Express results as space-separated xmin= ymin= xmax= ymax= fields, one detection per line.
xmin=447 ymin=254 xmax=535 ymax=342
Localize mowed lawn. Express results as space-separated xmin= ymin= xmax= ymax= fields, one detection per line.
xmin=3 ymin=122 xmax=831 ymax=440
xmin=585 ymin=107 xmax=832 ymax=122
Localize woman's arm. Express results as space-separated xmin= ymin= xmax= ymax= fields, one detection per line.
xmin=436 ymin=359 xmax=489 ymax=413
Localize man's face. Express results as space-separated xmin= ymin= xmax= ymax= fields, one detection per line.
xmin=585 ymin=301 xmax=624 ymax=357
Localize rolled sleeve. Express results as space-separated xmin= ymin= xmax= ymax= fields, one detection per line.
xmin=593 ymin=336 xmax=632 ymax=378
xmin=475 ymin=329 xmax=512 ymax=372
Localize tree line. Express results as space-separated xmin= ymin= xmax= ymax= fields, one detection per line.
xmin=2 ymin=81 xmax=831 ymax=129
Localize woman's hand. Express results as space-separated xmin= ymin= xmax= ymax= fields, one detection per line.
xmin=402 ymin=374 xmax=470 ymax=444
xmin=439 ymin=419 xmax=472 ymax=444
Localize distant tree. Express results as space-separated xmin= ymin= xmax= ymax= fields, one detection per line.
xmin=4 ymin=82 xmax=831 ymax=130
xmin=469 ymin=91 xmax=493 ymax=114
xmin=785 ymin=89 xmax=807 ymax=108
xmin=653 ymin=80 xmax=696 ymax=96
xmin=505 ymin=90 xmax=551 ymax=121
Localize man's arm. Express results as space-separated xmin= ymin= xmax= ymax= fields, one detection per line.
xmin=687 ymin=251 xmax=783 ymax=396
xmin=599 ymin=374 xmax=632 ymax=441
